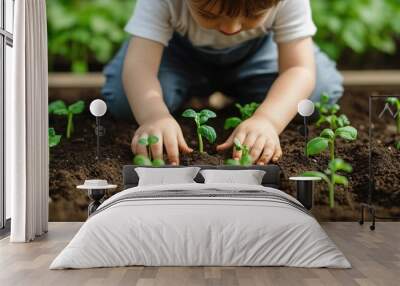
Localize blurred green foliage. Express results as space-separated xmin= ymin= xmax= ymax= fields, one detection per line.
xmin=312 ymin=0 xmax=400 ymax=60
xmin=47 ymin=0 xmax=136 ymax=73
xmin=47 ymin=0 xmax=400 ymax=73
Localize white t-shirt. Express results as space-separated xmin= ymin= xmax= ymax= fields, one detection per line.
xmin=125 ymin=0 xmax=317 ymax=49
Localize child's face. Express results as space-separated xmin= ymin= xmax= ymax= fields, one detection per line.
xmin=187 ymin=1 xmax=270 ymax=36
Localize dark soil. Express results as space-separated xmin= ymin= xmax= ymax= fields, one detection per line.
xmin=49 ymin=91 xmax=400 ymax=221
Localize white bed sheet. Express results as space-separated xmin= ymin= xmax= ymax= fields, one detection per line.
xmin=50 ymin=183 xmax=351 ymax=269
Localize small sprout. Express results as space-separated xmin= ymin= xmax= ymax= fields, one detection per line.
xmin=48 ymin=128 xmax=61 ymax=148
xmin=335 ymin=114 xmax=350 ymax=128
xmin=386 ymin=97 xmax=400 ymax=133
xmin=302 ymin=158 xmax=352 ymax=208
xmin=225 ymin=138 xmax=253 ymax=166
xmin=49 ymin=100 xmax=85 ymax=139
xmin=133 ymin=155 xmax=152 ymax=166
xmin=133 ymin=135 xmax=165 ymax=166
xmin=152 ymin=158 xmax=166 ymax=167
xmin=182 ymin=109 xmax=217 ymax=153
xmin=307 ymin=126 xmax=357 ymax=160
xmin=315 ymin=92 xmax=342 ymax=128
xmin=395 ymin=141 xmax=400 ymax=150
xmin=224 ymin=102 xmax=260 ymax=130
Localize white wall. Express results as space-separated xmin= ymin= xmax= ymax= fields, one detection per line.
xmin=5 ymin=0 xmax=14 ymax=220
xmin=5 ymin=44 xmax=12 ymax=219
xmin=6 ymin=0 xmax=14 ymax=33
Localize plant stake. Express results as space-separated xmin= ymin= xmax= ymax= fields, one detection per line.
xmin=298 ymin=99 xmax=315 ymax=158
xmin=89 ymin=99 xmax=107 ymax=161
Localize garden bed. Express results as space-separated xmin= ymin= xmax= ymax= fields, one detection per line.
xmin=49 ymin=91 xmax=400 ymax=222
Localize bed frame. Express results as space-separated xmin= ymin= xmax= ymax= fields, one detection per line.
xmin=122 ymin=165 xmax=281 ymax=190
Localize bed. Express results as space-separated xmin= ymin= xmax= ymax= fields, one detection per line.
xmin=50 ymin=165 xmax=350 ymax=269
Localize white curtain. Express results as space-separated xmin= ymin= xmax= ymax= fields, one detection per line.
xmin=7 ymin=0 xmax=49 ymax=242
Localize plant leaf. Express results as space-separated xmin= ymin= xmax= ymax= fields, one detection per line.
xmin=198 ymin=125 xmax=217 ymax=143
xmin=325 ymin=115 xmax=337 ymax=129
xmin=329 ymin=104 xmax=340 ymax=114
xmin=320 ymin=128 xmax=335 ymax=140
xmin=337 ymin=114 xmax=350 ymax=127
xmin=332 ymin=174 xmax=349 ymax=186
xmin=235 ymin=103 xmax=243 ymax=111
xmin=396 ymin=141 xmax=400 ymax=150
xmin=320 ymin=92 xmax=330 ymax=104
xmin=316 ymin=116 xmax=327 ymax=127
xmin=53 ymin=109 xmax=69 ymax=116
xmin=72 ymin=61 xmax=88 ymax=74
xmin=49 ymin=135 xmax=62 ymax=148
xmin=335 ymin=126 xmax=358 ymax=141
xmin=199 ymin=109 xmax=216 ymax=123
xmin=138 ymin=137 xmax=149 ymax=146
xmin=199 ymin=115 xmax=209 ymax=124
xmin=240 ymin=154 xmax=253 ymax=166
xmin=182 ymin=109 xmax=197 ymax=118
xmin=133 ymin=155 xmax=152 ymax=166
xmin=48 ymin=128 xmax=61 ymax=148
xmin=239 ymin=102 xmax=259 ymax=119
xmin=225 ymin=159 xmax=240 ymax=166
xmin=242 ymin=145 xmax=250 ymax=157
xmin=49 ymin=100 xmax=67 ymax=114
xmin=307 ymin=137 xmax=329 ymax=156
xmin=48 ymin=128 xmax=56 ymax=137
xmin=148 ymin=135 xmax=159 ymax=145
xmin=224 ymin=117 xmax=242 ymax=130
xmin=320 ymin=106 xmax=329 ymax=115
xmin=68 ymin=100 xmax=85 ymax=114
xmin=302 ymin=171 xmax=330 ymax=185
xmin=329 ymin=159 xmax=353 ymax=173
xmin=391 ymin=99 xmax=400 ymax=111
xmin=386 ymin=97 xmax=399 ymax=106
xmin=233 ymin=138 xmax=242 ymax=151
xmin=152 ymin=159 xmax=165 ymax=167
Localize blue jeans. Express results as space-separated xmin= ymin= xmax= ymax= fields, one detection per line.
xmin=102 ymin=33 xmax=343 ymax=121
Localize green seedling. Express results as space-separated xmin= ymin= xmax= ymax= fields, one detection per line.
xmin=386 ymin=97 xmax=400 ymax=133
xmin=224 ymin=102 xmax=260 ymax=130
xmin=182 ymin=109 xmax=217 ymax=153
xmin=49 ymin=128 xmax=61 ymax=160
xmin=307 ymin=126 xmax=357 ymax=160
xmin=302 ymin=158 xmax=352 ymax=208
xmin=49 ymin=100 xmax=85 ymax=139
xmin=49 ymin=128 xmax=62 ymax=148
xmin=324 ymin=114 xmax=351 ymax=130
xmin=225 ymin=138 xmax=253 ymax=166
xmin=133 ymin=135 xmax=165 ymax=166
xmin=396 ymin=141 xmax=400 ymax=150
xmin=315 ymin=92 xmax=351 ymax=128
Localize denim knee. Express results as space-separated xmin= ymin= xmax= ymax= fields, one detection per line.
xmin=310 ymin=47 xmax=344 ymax=104
xmin=157 ymin=70 xmax=191 ymax=114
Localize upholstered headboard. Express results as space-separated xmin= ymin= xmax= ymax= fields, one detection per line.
xmin=122 ymin=165 xmax=281 ymax=189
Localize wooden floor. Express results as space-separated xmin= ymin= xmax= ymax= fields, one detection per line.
xmin=0 ymin=222 xmax=399 ymax=286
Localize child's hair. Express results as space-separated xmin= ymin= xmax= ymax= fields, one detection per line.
xmin=192 ymin=0 xmax=282 ymax=17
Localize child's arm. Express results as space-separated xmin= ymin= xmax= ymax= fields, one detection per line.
xmin=217 ymin=37 xmax=316 ymax=164
xmin=123 ymin=37 xmax=192 ymax=165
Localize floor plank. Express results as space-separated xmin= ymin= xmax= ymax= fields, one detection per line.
xmin=0 ymin=222 xmax=399 ymax=286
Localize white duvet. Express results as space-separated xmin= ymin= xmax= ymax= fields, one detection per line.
xmin=50 ymin=183 xmax=351 ymax=269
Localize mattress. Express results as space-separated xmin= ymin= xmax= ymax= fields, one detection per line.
xmin=50 ymin=183 xmax=351 ymax=269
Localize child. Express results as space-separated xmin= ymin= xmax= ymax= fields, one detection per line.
xmin=101 ymin=0 xmax=343 ymax=165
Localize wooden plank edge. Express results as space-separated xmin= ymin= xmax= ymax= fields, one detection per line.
xmin=48 ymin=70 xmax=400 ymax=89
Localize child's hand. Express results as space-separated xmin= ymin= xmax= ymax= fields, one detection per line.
xmin=217 ymin=114 xmax=282 ymax=164
xmin=132 ymin=115 xmax=193 ymax=165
